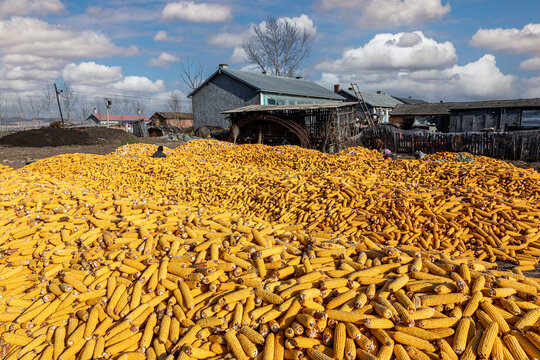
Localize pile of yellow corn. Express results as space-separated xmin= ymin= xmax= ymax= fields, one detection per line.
xmin=0 ymin=164 xmax=12 ymax=174
xmin=1 ymin=141 xmax=540 ymax=359
xmin=113 ymin=145 xmax=173 ymax=158
xmin=24 ymin=141 xmax=540 ymax=267
xmin=423 ymin=152 xmax=475 ymax=162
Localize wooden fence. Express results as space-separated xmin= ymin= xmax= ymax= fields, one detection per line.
xmin=359 ymin=126 xmax=540 ymax=161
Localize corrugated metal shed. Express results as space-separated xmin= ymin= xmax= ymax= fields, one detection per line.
xmin=340 ymin=89 xmax=402 ymax=108
xmin=222 ymin=102 xmax=358 ymax=114
xmin=451 ymin=98 xmax=540 ymax=110
xmin=392 ymin=98 xmax=540 ymax=116
xmin=190 ymin=68 xmax=344 ymax=101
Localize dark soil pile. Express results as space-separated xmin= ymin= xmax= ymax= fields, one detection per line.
xmin=0 ymin=127 xmax=138 ymax=147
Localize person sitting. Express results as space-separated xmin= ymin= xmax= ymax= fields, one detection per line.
xmin=383 ymin=149 xmax=395 ymax=160
xmin=152 ymin=146 xmax=167 ymax=158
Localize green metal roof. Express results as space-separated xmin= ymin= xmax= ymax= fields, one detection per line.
xmin=189 ymin=68 xmax=344 ymax=101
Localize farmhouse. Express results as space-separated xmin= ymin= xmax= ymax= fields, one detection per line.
xmin=189 ymin=64 xmax=344 ymax=130
xmin=86 ymin=114 xmax=149 ymax=134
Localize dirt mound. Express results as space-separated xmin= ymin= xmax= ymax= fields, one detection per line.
xmin=0 ymin=127 xmax=138 ymax=147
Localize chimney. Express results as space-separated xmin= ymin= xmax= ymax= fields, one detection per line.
xmin=296 ymin=76 xmax=303 ymax=80
xmin=334 ymin=84 xmax=341 ymax=93
xmin=262 ymin=71 xmax=269 ymax=75
xmin=219 ymin=64 xmax=228 ymax=69
xmin=376 ymin=91 xmax=382 ymax=94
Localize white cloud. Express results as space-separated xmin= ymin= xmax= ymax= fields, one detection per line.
xmin=63 ymin=62 xmax=123 ymax=85
xmin=317 ymin=54 xmax=516 ymax=101
xmin=230 ymin=47 xmax=248 ymax=63
xmin=280 ymin=14 xmax=317 ymax=37
xmin=470 ymin=24 xmax=540 ymax=55
xmin=0 ymin=17 xmax=138 ymax=59
xmin=113 ymin=76 xmax=165 ymax=93
xmin=153 ymin=30 xmax=183 ymax=42
xmin=521 ymin=57 xmax=540 ymax=71
xmin=0 ymin=17 xmax=138 ymax=93
xmin=62 ymin=63 xmax=166 ymax=98
xmin=148 ymin=53 xmax=180 ymax=68
xmin=210 ymin=14 xmax=315 ymax=49
xmin=208 ymin=31 xmax=248 ymax=48
xmin=0 ymin=0 xmax=64 ymax=19
xmin=161 ymin=1 xmax=232 ymax=23
xmin=319 ymin=0 xmax=450 ymax=28
xmin=316 ymin=32 xmax=456 ymax=72
xmin=523 ymin=76 xmax=540 ymax=98
xmin=210 ymin=14 xmax=316 ymax=66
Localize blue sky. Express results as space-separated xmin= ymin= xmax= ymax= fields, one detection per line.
xmin=1 ymin=0 xmax=540 ymax=118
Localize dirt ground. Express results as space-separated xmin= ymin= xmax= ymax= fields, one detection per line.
xmin=0 ymin=138 xmax=186 ymax=169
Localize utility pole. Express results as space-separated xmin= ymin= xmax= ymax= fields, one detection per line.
xmin=105 ymin=98 xmax=112 ymax=128
xmin=54 ymin=83 xmax=64 ymax=127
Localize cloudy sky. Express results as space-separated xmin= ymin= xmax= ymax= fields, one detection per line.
xmin=1 ymin=0 xmax=540 ymax=117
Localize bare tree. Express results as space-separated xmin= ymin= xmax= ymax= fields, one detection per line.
xmin=0 ymin=93 xmax=8 ymax=130
xmin=179 ymin=57 xmax=206 ymax=91
xmin=16 ymin=95 xmax=25 ymax=121
xmin=243 ymin=16 xmax=313 ymax=77
xmin=60 ymin=81 xmax=79 ymax=123
xmin=93 ymin=101 xmax=104 ymax=115
xmin=115 ymin=96 xmax=136 ymax=114
xmin=28 ymin=97 xmax=41 ymax=126
xmin=41 ymin=85 xmax=56 ymax=122
xmin=79 ymin=102 xmax=91 ymax=124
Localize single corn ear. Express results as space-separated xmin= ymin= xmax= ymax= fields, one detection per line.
xmin=333 ymin=322 xmax=346 ymax=360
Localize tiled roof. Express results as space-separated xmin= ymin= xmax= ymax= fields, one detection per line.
xmin=391 ymin=103 xmax=453 ymax=116
xmin=90 ymin=115 xmax=149 ymax=122
xmin=152 ymin=112 xmax=193 ymax=119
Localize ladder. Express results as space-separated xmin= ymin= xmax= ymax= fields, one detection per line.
xmin=350 ymin=83 xmax=376 ymax=127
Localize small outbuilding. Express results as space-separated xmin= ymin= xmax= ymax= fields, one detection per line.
xmin=390 ymin=102 xmax=451 ymax=131
xmin=149 ymin=112 xmax=193 ymax=129
xmin=86 ymin=114 xmax=150 ymax=135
